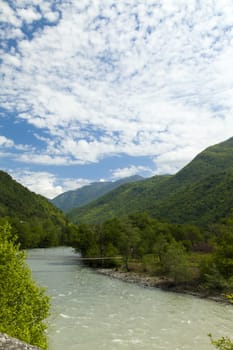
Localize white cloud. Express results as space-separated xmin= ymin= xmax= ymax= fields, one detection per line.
xmin=61 ymin=178 xmax=91 ymax=194
xmin=0 ymin=135 xmax=14 ymax=148
xmin=0 ymin=135 xmax=36 ymax=154
xmin=11 ymin=170 xmax=63 ymax=198
xmin=0 ymin=1 xmax=21 ymax=27
xmin=10 ymin=169 xmax=91 ymax=199
xmin=17 ymin=153 xmax=72 ymax=166
xmin=17 ymin=8 xmax=41 ymax=23
xmin=44 ymin=11 xmax=60 ymax=23
xmin=1 ymin=0 xmax=233 ymax=175
xmin=111 ymin=165 xmax=152 ymax=179
xmin=154 ymin=146 xmax=198 ymax=175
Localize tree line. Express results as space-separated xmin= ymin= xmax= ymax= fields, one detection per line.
xmin=68 ymin=212 xmax=233 ymax=293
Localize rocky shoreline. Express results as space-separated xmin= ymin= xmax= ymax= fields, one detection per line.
xmin=0 ymin=333 xmax=41 ymax=350
xmin=97 ymin=268 xmax=228 ymax=304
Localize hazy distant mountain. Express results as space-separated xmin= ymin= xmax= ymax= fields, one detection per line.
xmin=51 ymin=175 xmax=144 ymax=212
xmin=68 ymin=137 xmax=233 ymax=226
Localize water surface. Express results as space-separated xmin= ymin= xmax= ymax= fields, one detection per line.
xmin=27 ymin=247 xmax=233 ymax=350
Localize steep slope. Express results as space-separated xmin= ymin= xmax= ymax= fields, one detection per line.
xmin=0 ymin=170 xmax=70 ymax=248
xmin=68 ymin=175 xmax=171 ymax=223
xmin=154 ymin=169 xmax=233 ymax=225
xmin=173 ymin=137 xmax=233 ymax=185
xmin=52 ymin=175 xmax=144 ymax=212
xmin=68 ymin=137 xmax=233 ymax=225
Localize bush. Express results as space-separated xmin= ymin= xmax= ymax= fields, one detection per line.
xmin=0 ymin=223 xmax=50 ymax=349
xmin=210 ymin=335 xmax=233 ymax=350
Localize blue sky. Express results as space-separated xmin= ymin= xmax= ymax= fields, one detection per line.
xmin=0 ymin=0 xmax=233 ymax=198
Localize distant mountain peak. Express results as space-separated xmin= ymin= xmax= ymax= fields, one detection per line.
xmin=52 ymin=175 xmax=144 ymax=212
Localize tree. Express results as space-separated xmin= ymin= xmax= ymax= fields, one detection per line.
xmin=214 ymin=231 xmax=233 ymax=279
xmin=0 ymin=223 xmax=50 ymax=349
xmin=116 ymin=219 xmax=141 ymax=271
xmin=160 ymin=239 xmax=191 ymax=284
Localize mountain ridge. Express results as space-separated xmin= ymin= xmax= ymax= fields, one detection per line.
xmin=52 ymin=175 xmax=144 ymax=212
xmin=0 ymin=170 xmax=70 ymax=248
xmin=68 ymin=137 xmax=233 ymax=225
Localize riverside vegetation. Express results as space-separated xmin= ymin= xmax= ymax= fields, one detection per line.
xmin=0 ymin=223 xmax=49 ymax=349
xmin=69 ymin=212 xmax=233 ymax=296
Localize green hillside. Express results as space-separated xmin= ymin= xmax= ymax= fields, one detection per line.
xmin=0 ymin=170 xmax=71 ymax=248
xmin=174 ymin=137 xmax=233 ymax=185
xmin=51 ymin=175 xmax=144 ymax=212
xmin=68 ymin=137 xmax=233 ymax=225
xmin=154 ymin=169 xmax=233 ymax=225
xmin=68 ymin=175 xmax=171 ymax=223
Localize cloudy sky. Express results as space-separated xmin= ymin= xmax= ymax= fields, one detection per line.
xmin=1 ymin=0 xmax=233 ymax=199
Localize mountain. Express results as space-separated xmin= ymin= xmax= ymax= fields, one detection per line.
xmin=68 ymin=137 xmax=233 ymax=226
xmin=68 ymin=174 xmax=171 ymax=223
xmin=51 ymin=175 xmax=144 ymax=212
xmin=0 ymin=170 xmax=71 ymax=248
xmin=155 ymin=169 xmax=233 ymax=225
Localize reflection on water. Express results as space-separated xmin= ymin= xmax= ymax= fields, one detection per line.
xmin=27 ymin=247 xmax=233 ymax=350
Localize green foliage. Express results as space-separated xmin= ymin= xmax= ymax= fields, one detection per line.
xmin=73 ymin=213 xmax=203 ymax=283
xmin=0 ymin=223 xmax=50 ymax=349
xmin=157 ymin=169 xmax=233 ymax=225
xmin=213 ymin=231 xmax=233 ymax=279
xmin=0 ymin=170 xmax=71 ymax=248
xmin=209 ymin=335 xmax=233 ymax=350
xmin=200 ymin=262 xmax=229 ymax=292
xmin=198 ymin=228 xmax=233 ymax=293
xmin=72 ymin=209 xmax=233 ymax=293
xmin=159 ymin=239 xmax=191 ymax=284
xmin=68 ymin=175 xmax=170 ymax=224
xmin=225 ymin=294 xmax=233 ymax=303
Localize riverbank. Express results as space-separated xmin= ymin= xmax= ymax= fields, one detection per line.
xmin=97 ymin=268 xmax=228 ymax=304
xmin=0 ymin=333 xmax=41 ymax=350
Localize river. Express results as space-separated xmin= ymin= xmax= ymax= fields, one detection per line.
xmin=27 ymin=247 xmax=233 ymax=350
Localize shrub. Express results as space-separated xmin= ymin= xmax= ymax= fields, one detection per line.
xmin=0 ymin=223 xmax=50 ymax=349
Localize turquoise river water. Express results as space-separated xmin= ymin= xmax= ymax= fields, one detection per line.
xmin=27 ymin=247 xmax=233 ymax=350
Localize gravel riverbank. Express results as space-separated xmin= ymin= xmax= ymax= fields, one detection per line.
xmin=97 ymin=268 xmax=227 ymax=303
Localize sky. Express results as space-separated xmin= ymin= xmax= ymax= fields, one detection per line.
xmin=0 ymin=0 xmax=233 ymax=199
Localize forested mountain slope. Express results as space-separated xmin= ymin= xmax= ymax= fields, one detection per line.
xmin=68 ymin=137 xmax=233 ymax=225
xmin=52 ymin=175 xmax=144 ymax=212
xmin=68 ymin=175 xmax=171 ymax=223
xmin=0 ymin=170 xmax=70 ymax=248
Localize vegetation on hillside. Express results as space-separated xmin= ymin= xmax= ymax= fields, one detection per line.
xmin=0 ymin=171 xmax=76 ymax=248
xmin=68 ymin=175 xmax=170 ymax=223
xmin=67 ymin=137 xmax=233 ymax=226
xmin=52 ymin=175 xmax=144 ymax=212
xmin=0 ymin=223 xmax=50 ymax=349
